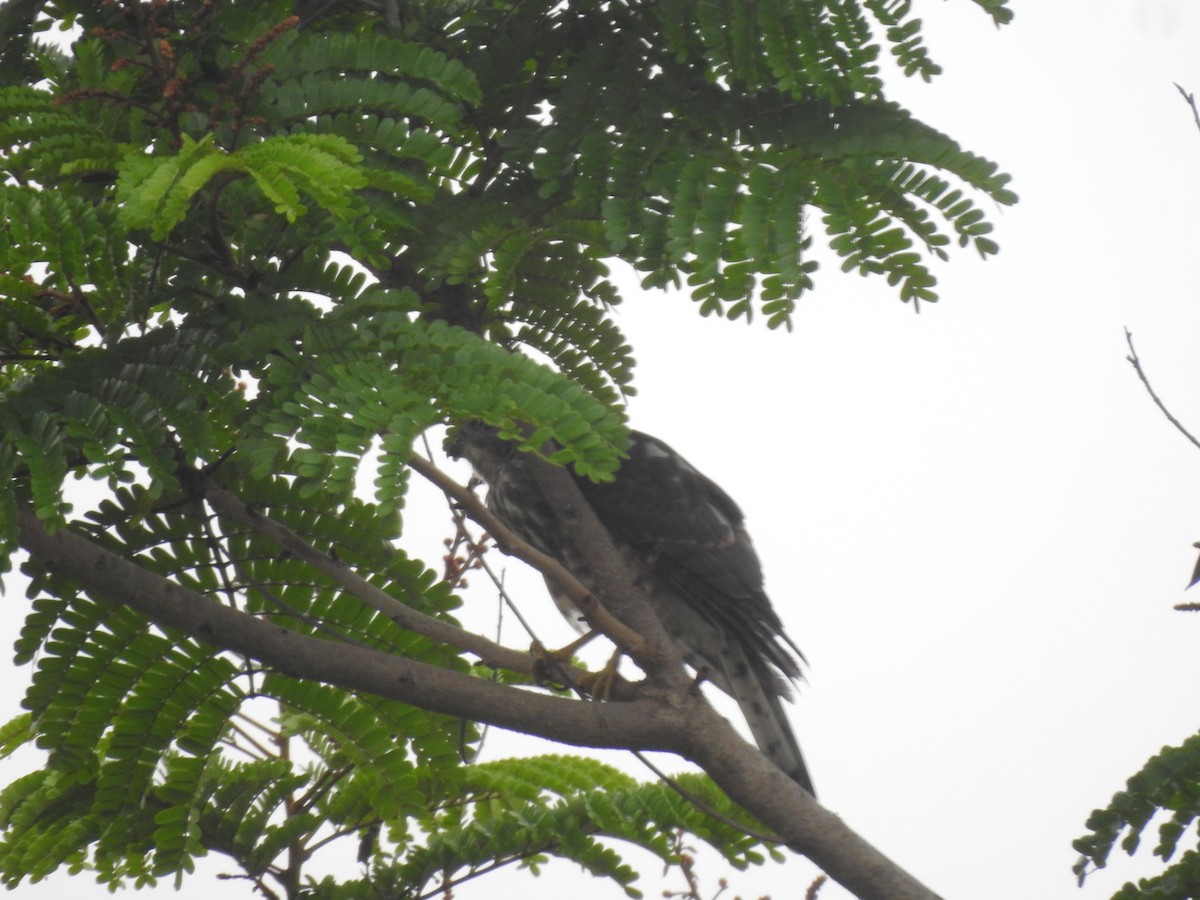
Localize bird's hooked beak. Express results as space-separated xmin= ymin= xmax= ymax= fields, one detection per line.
xmin=444 ymin=421 xmax=514 ymax=485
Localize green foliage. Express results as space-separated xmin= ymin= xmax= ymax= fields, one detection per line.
xmin=384 ymin=756 xmax=779 ymax=899
xmin=3 ymin=475 xmax=470 ymax=889
xmin=0 ymin=0 xmax=1013 ymax=896
xmin=1074 ymin=733 xmax=1200 ymax=899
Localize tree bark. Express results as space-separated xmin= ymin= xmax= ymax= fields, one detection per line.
xmin=16 ymin=482 xmax=943 ymax=900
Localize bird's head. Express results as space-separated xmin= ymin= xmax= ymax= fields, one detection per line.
xmin=445 ymin=421 xmax=516 ymax=486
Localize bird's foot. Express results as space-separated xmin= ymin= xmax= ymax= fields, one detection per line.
xmin=530 ymin=630 xmax=596 ymax=689
xmin=577 ymin=649 xmax=623 ymax=701
xmin=530 ymin=637 xmax=622 ymax=700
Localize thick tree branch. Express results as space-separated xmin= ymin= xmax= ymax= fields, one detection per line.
xmin=686 ymin=710 xmax=942 ymax=900
xmin=14 ymin=507 xmax=678 ymax=754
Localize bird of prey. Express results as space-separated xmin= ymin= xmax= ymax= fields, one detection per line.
xmin=452 ymin=424 xmax=815 ymax=796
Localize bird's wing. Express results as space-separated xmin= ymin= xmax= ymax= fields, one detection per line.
xmin=572 ymin=431 xmax=803 ymax=679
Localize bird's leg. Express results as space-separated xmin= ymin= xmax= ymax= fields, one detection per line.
xmin=530 ymin=630 xmax=598 ymax=689
xmin=578 ymin=648 xmax=623 ymax=701
xmin=537 ymin=628 xmax=598 ymax=662
xmin=531 ymin=634 xmax=624 ymax=700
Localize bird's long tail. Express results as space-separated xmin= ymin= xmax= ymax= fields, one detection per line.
xmin=720 ymin=646 xmax=815 ymax=797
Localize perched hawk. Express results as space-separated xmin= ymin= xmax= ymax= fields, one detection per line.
xmin=453 ymin=424 xmax=814 ymax=796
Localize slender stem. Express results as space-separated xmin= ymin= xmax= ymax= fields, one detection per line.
xmin=1174 ymin=82 xmax=1200 ymax=137
xmin=1124 ymin=328 xmax=1200 ymax=452
xmin=407 ymin=453 xmax=651 ymax=658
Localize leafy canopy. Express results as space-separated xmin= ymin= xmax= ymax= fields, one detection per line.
xmin=0 ymin=0 xmax=1014 ymax=896
xmin=1074 ymin=734 xmax=1200 ymax=900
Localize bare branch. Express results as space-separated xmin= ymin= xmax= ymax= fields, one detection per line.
xmin=1124 ymin=328 xmax=1200 ymax=452
xmin=1175 ymin=82 xmax=1200 ymax=137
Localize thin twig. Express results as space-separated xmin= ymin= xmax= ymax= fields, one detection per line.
xmin=418 ymin=435 xmax=598 ymax=697
xmin=632 ymin=751 xmax=786 ymax=845
xmin=1124 ymin=328 xmax=1200 ymax=452
xmin=456 ymin=517 xmax=595 ymax=693
xmin=1175 ymin=82 xmax=1200 ymax=136
xmin=407 ymin=452 xmax=650 ymax=657
xmin=222 ymin=718 xmax=275 ymax=761
xmin=412 ymin=849 xmax=555 ymax=900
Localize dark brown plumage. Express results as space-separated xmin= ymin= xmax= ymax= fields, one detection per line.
xmin=453 ymin=424 xmax=814 ymax=795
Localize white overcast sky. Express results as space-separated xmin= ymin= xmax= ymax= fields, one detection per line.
xmin=6 ymin=2 xmax=1200 ymax=899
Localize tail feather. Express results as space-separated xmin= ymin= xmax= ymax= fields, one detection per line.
xmin=720 ymin=645 xmax=815 ymax=797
